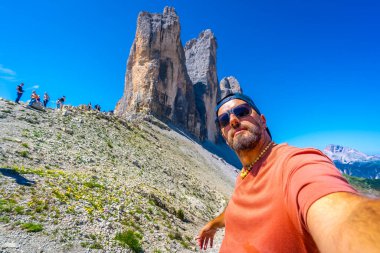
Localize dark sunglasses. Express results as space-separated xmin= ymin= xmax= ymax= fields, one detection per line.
xmin=216 ymin=103 xmax=252 ymax=128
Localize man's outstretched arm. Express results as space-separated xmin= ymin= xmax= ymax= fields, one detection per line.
xmin=307 ymin=192 xmax=380 ymax=253
xmin=197 ymin=210 xmax=226 ymax=250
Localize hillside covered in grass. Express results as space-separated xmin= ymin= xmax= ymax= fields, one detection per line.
xmin=0 ymin=98 xmax=236 ymax=252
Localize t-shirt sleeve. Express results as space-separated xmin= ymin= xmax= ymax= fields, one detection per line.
xmin=283 ymin=149 xmax=357 ymax=230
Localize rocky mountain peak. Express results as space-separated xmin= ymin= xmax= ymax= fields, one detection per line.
xmin=323 ymin=144 xmax=373 ymax=163
xmin=219 ymin=76 xmax=243 ymax=99
xmin=115 ymin=7 xmax=251 ymax=143
xmin=323 ymin=144 xmax=380 ymax=180
xmin=115 ymin=7 xmax=226 ymax=142
xmin=115 ymin=7 xmax=198 ymax=139
xmin=184 ymin=29 xmax=219 ymax=141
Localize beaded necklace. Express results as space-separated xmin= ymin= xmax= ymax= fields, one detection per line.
xmin=240 ymin=141 xmax=274 ymax=179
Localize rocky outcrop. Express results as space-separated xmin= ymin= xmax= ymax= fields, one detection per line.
xmin=219 ymin=76 xmax=243 ymax=99
xmin=185 ymin=29 xmax=219 ymax=142
xmin=115 ymin=7 xmax=245 ymax=142
xmin=114 ymin=7 xmax=199 ymax=137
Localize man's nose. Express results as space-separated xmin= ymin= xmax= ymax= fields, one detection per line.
xmin=229 ymin=113 xmax=240 ymax=128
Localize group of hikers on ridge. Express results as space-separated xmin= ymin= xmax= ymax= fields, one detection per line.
xmin=15 ymin=82 xmax=100 ymax=111
xmin=15 ymin=83 xmax=65 ymax=109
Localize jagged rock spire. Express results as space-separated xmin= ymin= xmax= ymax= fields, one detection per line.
xmin=219 ymin=76 xmax=243 ymax=99
xmin=185 ymin=29 xmax=220 ymax=142
xmin=114 ymin=7 xmax=199 ymax=135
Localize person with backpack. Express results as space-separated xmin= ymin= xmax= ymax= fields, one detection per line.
xmin=56 ymin=96 xmax=66 ymax=109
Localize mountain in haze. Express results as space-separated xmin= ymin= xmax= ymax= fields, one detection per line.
xmin=323 ymin=144 xmax=380 ymax=179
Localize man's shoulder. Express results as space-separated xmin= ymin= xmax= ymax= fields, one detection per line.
xmin=276 ymin=143 xmax=325 ymax=156
xmin=273 ymin=143 xmax=330 ymax=165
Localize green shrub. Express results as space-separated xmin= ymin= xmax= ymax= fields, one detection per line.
xmin=168 ymin=231 xmax=182 ymax=241
xmin=176 ymin=209 xmax=185 ymax=221
xmin=115 ymin=230 xmax=143 ymax=252
xmin=21 ymin=222 xmax=43 ymax=232
xmin=18 ymin=150 xmax=29 ymax=158
xmin=0 ymin=199 xmax=17 ymax=212
xmin=0 ymin=216 xmax=10 ymax=223
xmin=84 ymin=181 xmax=104 ymax=189
xmin=14 ymin=205 xmax=25 ymax=214
xmin=21 ymin=143 xmax=29 ymax=148
xmin=90 ymin=242 xmax=103 ymax=249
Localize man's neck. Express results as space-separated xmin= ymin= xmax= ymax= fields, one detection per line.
xmin=236 ymin=135 xmax=272 ymax=168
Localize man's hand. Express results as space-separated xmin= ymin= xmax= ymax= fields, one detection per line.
xmin=196 ymin=210 xmax=226 ymax=250
xmin=197 ymin=221 xmax=218 ymax=250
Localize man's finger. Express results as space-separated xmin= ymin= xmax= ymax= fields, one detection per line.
xmin=204 ymin=238 xmax=209 ymax=250
xmin=197 ymin=237 xmax=204 ymax=249
xmin=210 ymin=237 xmax=214 ymax=248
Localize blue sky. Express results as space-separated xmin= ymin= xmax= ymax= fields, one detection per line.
xmin=1 ymin=0 xmax=379 ymax=154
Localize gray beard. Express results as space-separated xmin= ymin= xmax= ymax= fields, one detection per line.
xmin=232 ymin=128 xmax=262 ymax=151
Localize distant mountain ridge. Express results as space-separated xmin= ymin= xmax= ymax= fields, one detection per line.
xmin=323 ymin=144 xmax=380 ymax=179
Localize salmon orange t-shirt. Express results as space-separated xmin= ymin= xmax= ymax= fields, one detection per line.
xmin=220 ymin=144 xmax=357 ymax=253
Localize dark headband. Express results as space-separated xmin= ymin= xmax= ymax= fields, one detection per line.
xmin=215 ymin=92 xmax=261 ymax=115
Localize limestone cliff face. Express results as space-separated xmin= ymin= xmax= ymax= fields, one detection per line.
xmin=219 ymin=76 xmax=243 ymax=99
xmin=184 ymin=30 xmax=220 ymax=142
xmin=115 ymin=7 xmax=239 ymax=142
xmin=115 ymin=7 xmax=199 ymax=135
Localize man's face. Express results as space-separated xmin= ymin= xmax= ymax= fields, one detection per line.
xmin=217 ymin=99 xmax=266 ymax=151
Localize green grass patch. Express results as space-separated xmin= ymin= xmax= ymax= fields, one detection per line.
xmin=21 ymin=129 xmax=30 ymax=137
xmin=176 ymin=209 xmax=185 ymax=221
xmin=0 ymin=198 xmax=17 ymax=212
xmin=115 ymin=230 xmax=143 ymax=252
xmin=17 ymin=150 xmax=29 ymax=158
xmin=14 ymin=205 xmax=25 ymax=214
xmin=21 ymin=143 xmax=29 ymax=148
xmin=344 ymin=175 xmax=380 ymax=191
xmin=32 ymin=130 xmax=42 ymax=138
xmin=0 ymin=216 xmax=10 ymax=223
xmin=21 ymin=222 xmax=43 ymax=232
xmin=84 ymin=181 xmax=104 ymax=189
xmin=168 ymin=231 xmax=182 ymax=241
xmin=13 ymin=166 xmax=65 ymax=178
xmin=90 ymin=242 xmax=103 ymax=249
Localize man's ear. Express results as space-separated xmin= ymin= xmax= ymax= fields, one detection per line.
xmin=221 ymin=130 xmax=227 ymax=140
xmin=260 ymin=114 xmax=267 ymax=128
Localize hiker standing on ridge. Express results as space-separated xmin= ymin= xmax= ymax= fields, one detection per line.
xmin=197 ymin=92 xmax=380 ymax=253
xmin=56 ymin=96 xmax=66 ymax=109
xmin=15 ymin=83 xmax=24 ymax=104
xmin=43 ymin=92 xmax=50 ymax=107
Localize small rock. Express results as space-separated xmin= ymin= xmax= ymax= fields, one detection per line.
xmin=2 ymin=242 xmax=18 ymax=248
